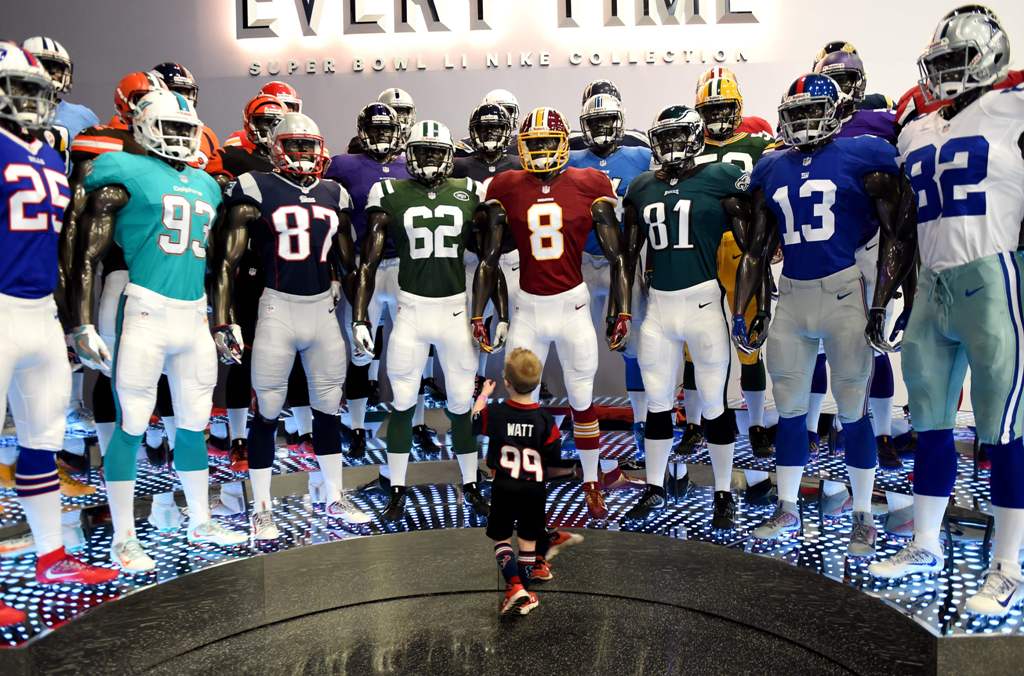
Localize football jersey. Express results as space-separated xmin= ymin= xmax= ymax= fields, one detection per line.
xmin=452 ymin=153 xmax=520 ymax=254
xmin=482 ymin=400 xmax=562 ymax=486
xmin=569 ymin=145 xmax=653 ymax=255
xmin=366 ymin=176 xmax=483 ymax=297
xmin=190 ymin=125 xmax=220 ymax=172
xmin=626 ymin=163 xmax=748 ymax=292
xmin=568 ymin=128 xmax=650 ymax=151
xmin=899 ymin=86 xmax=1024 ymax=273
xmin=83 ymin=152 xmax=222 ymax=301
xmin=696 ymin=132 xmax=773 ymax=172
xmin=750 ymin=136 xmax=899 ymax=281
xmin=859 ymin=93 xmax=895 ymax=112
xmin=896 ymin=70 xmax=1024 ymax=130
xmin=838 ymin=109 xmax=897 ymax=145
xmin=50 ymin=100 xmax=99 ymax=170
xmin=0 ymin=127 xmax=70 ymax=299
xmin=485 ymin=167 xmax=616 ymax=296
xmin=226 ymin=172 xmax=352 ymax=296
xmin=325 ymin=152 xmax=410 ymax=256
xmin=214 ymin=145 xmax=272 ymax=180
xmin=738 ymin=115 xmax=774 ymax=136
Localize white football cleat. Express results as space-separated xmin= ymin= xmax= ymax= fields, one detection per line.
xmin=325 ymin=495 xmax=372 ymax=524
xmin=187 ymin=520 xmax=248 ymax=546
xmin=965 ymin=561 xmax=1024 ymax=617
xmin=868 ymin=542 xmax=944 ymax=579
xmin=250 ymin=510 xmax=280 ymax=541
xmin=148 ymin=504 xmax=184 ymax=532
xmin=111 ymin=538 xmax=155 ymax=572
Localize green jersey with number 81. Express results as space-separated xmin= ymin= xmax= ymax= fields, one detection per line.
xmin=694 ymin=131 xmax=773 ymax=173
xmin=82 ymin=151 xmax=222 ymax=301
xmin=366 ymin=176 xmax=483 ymax=297
xmin=625 ymin=163 xmax=749 ymax=292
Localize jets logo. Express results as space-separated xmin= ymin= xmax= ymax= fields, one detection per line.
xmin=453 ymin=190 xmax=471 ymax=202
xmin=735 ymin=172 xmax=751 ymax=192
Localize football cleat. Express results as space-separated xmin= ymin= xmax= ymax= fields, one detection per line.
xmin=462 ymin=482 xmax=490 ymax=516
xmin=883 ymin=505 xmax=914 ymax=537
xmin=546 ymin=530 xmax=584 ymax=561
xmin=807 ymin=431 xmax=820 ymax=457
xmin=582 ymin=481 xmax=607 ymax=519
xmin=821 ymin=489 xmax=853 ymax=517
xmin=144 ymin=436 xmax=171 ymax=468
xmin=382 ymin=486 xmax=408 ymax=522
xmin=744 ymin=478 xmax=777 ymax=507
xmin=211 ymin=484 xmax=246 ymax=516
xmin=847 ymin=511 xmax=877 ymax=557
xmin=618 ymin=457 xmax=646 ymax=472
xmin=748 ymin=425 xmax=774 ymax=458
xmin=0 ymin=532 xmax=34 ymax=559
xmin=412 ymin=425 xmax=442 ymax=458
xmin=678 ymin=423 xmax=705 ymax=455
xmin=148 ymin=502 xmax=183 ymax=532
xmin=623 ymin=485 xmax=666 ymax=523
xmin=346 ymin=428 xmax=367 ymax=459
xmin=0 ymin=600 xmax=26 ymax=627
xmin=325 ymin=495 xmax=372 ymax=524
xmin=207 ymin=434 xmax=230 ymax=457
xmin=58 ymin=466 xmax=96 ymax=497
xmin=500 ymin=583 xmax=538 ymax=616
xmin=36 ymin=548 xmax=119 ymax=585
xmin=965 ymin=562 xmax=1024 ymax=617
xmin=711 ymin=491 xmax=737 ymax=530
xmin=877 ymin=435 xmax=903 ymax=470
xmin=977 ymin=444 xmax=992 ymax=472
xmin=57 ymin=450 xmax=89 ymax=475
xmin=868 ymin=542 xmax=944 ymax=579
xmin=530 ymin=557 xmax=553 ymax=583
xmin=0 ymin=462 xmax=14 ymax=489
xmin=110 ymin=538 xmax=155 ymax=573
xmin=295 ymin=433 xmax=315 ymax=458
xmin=752 ymin=505 xmax=801 ymax=540
xmin=250 ymin=510 xmax=280 ymax=540
xmin=229 ymin=439 xmax=249 ymax=473
xmin=600 ymin=467 xmax=645 ymax=492
xmin=62 ymin=521 xmax=85 ymax=553
xmin=187 ymin=520 xmax=248 ymax=546
xmin=420 ymin=377 xmax=447 ymax=406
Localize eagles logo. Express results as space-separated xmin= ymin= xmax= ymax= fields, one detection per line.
xmin=735 ymin=172 xmax=751 ymax=192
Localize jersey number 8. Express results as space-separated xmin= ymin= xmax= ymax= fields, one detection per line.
xmin=527 ymin=202 xmax=564 ymax=260
xmin=272 ymin=205 xmax=340 ymax=262
xmin=159 ymin=194 xmax=215 ymax=259
xmin=499 ymin=445 xmax=543 ymax=482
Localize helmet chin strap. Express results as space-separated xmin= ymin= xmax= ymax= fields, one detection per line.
xmin=0 ymin=118 xmax=30 ymax=141
xmin=590 ymin=140 xmax=618 ymax=158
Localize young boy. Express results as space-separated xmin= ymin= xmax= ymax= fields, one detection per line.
xmin=476 ymin=348 xmax=564 ymax=616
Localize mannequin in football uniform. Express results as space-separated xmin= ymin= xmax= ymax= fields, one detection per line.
xmin=695 ymin=67 xmax=774 ymax=136
xmin=869 ymin=6 xmax=1024 ymax=617
xmin=355 ymin=121 xmax=499 ymax=520
xmin=733 ymin=74 xmax=902 ymax=557
xmin=568 ymin=80 xmax=650 ymax=151
xmin=214 ymin=113 xmax=370 ymax=538
xmin=812 ymin=41 xmax=894 ymax=111
xmin=474 ymin=107 xmax=632 ymax=520
xmin=0 ymin=43 xmax=117 ymax=626
xmin=70 ymin=89 xmax=246 ymax=572
xmin=150 ymin=62 xmax=220 ymax=172
xmin=622 ymin=106 xmax=750 ymax=528
xmin=456 ymin=89 xmax=520 ymax=157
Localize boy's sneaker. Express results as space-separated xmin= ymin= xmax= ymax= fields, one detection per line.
xmin=500 ymin=583 xmax=538 ymax=616
xmin=546 ymin=530 xmax=583 ymax=561
xmin=529 ymin=558 xmax=553 ymax=583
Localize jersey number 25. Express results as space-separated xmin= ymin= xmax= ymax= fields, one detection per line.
xmin=4 ymin=163 xmax=69 ymax=232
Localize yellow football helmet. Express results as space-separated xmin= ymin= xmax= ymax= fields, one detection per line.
xmin=695 ymin=66 xmax=738 ymax=91
xmin=695 ymin=77 xmax=744 ymax=140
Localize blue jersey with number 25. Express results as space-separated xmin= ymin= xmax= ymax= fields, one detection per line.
xmin=749 ymin=136 xmax=898 ymax=281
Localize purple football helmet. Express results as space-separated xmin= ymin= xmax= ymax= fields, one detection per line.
xmin=813 ymin=50 xmax=866 ymax=103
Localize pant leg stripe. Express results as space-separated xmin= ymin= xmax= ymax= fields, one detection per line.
xmin=997 ymin=253 xmax=1024 ymax=444
xmin=1009 ymin=253 xmax=1024 ymax=442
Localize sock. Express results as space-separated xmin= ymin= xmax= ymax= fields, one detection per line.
xmin=349 ymin=398 xmax=367 ymax=429
xmin=744 ymin=469 xmax=770 ymax=485
xmin=15 ymin=449 xmax=62 ymax=555
xmin=228 ymin=408 xmax=249 ymax=441
xmin=847 ymin=467 xmax=875 ymax=514
xmin=387 ymin=452 xmax=409 ymax=486
xmin=145 ymin=425 xmax=163 ymax=449
xmin=95 ymin=422 xmax=115 ymax=456
xmin=71 ymin=370 xmax=84 ymax=405
xmin=284 ymin=415 xmax=298 ymax=435
xmin=173 ymin=429 xmax=206 ymax=472
xmin=572 ymin=406 xmax=601 ymax=483
xmin=776 ymin=465 xmax=803 ymax=505
xmin=869 ymin=398 xmax=894 ymax=437
xmin=292 ymin=406 xmax=313 ymax=435
xmin=412 ymin=396 xmax=426 ymax=427
xmin=457 ymin=452 xmax=478 ymax=485
xmin=517 ymin=549 xmax=536 ymax=589
xmin=708 ymin=442 xmax=734 ymax=492
xmin=103 ymin=428 xmax=142 ymax=482
xmin=387 ymin=406 xmax=415 ymax=455
xmin=106 ymin=480 xmax=137 ymax=544
xmin=250 ymin=467 xmax=272 ymax=511
xmin=177 ymin=469 xmax=211 ymax=525
xmin=248 ymin=415 xmax=279 ymax=470
xmin=317 ymin=452 xmax=344 ymax=503
xmin=645 ymin=438 xmax=672 ymax=488
xmin=885 ymin=491 xmax=914 ymax=512
xmin=311 ymin=409 xmax=342 ymax=455
xmin=912 ymin=494 xmax=948 ymax=555
xmin=628 ymin=392 xmax=647 ymax=424
xmin=743 ymin=390 xmax=766 ymax=428
xmin=992 ymin=506 xmax=1024 ymax=575
xmin=161 ymin=416 xmax=177 ymax=450
xmin=683 ymin=389 xmax=702 ymax=426
xmin=478 ymin=351 xmax=488 ymax=378
xmin=152 ymin=491 xmax=177 ymax=507
xmin=369 ymin=358 xmax=380 ymax=381
xmin=806 ymin=393 xmax=825 ymax=433
xmin=494 ymin=543 xmax=519 ymax=585
xmin=822 ymin=480 xmax=847 ymax=497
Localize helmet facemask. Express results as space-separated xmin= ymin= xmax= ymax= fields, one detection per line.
xmin=778 ymin=97 xmax=840 ymax=147
xmin=0 ymin=70 xmax=57 ymax=130
xmin=919 ymin=42 xmax=985 ymax=101
xmin=37 ymin=55 xmax=71 ymax=94
xmin=392 ymin=104 xmax=416 ymax=143
xmin=250 ymin=112 xmax=284 ymax=151
xmin=273 ymin=134 xmax=327 ymax=177
xmin=470 ymin=118 xmax=511 ymax=154
xmin=169 ymin=83 xmax=198 ymax=106
xmin=519 ymin=133 xmax=568 ymax=173
xmin=139 ymin=117 xmax=201 ymax=162
xmin=697 ymin=101 xmax=741 ymax=140
xmin=581 ymin=111 xmax=623 ymax=150
xmin=650 ymin=120 xmax=704 ymax=167
xmin=408 ymin=141 xmax=454 ymax=185
xmin=360 ymin=121 xmax=401 ymax=161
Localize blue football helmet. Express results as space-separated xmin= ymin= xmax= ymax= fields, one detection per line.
xmin=778 ymin=74 xmax=843 ymax=147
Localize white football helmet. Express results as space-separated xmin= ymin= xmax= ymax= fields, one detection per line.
xmin=482 ymin=88 xmax=520 ymax=126
xmin=377 ymin=87 xmax=416 ymax=142
xmin=918 ymin=5 xmax=1011 ymax=101
xmin=0 ymin=42 xmax=57 ymax=129
xmin=271 ymin=112 xmax=328 ymax=177
xmin=132 ymin=89 xmax=202 ymax=162
xmin=406 ymin=120 xmax=454 ymax=183
xmin=21 ymin=36 xmax=72 ymax=93
xmin=580 ymin=94 xmax=624 ymax=148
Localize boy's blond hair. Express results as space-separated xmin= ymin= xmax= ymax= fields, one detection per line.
xmin=504 ymin=348 xmax=542 ymax=394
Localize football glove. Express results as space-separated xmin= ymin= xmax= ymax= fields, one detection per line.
xmin=607 ymin=313 xmax=631 ymax=351
xmin=731 ymin=314 xmax=753 ymax=354
xmin=866 ymin=306 xmax=908 ymax=353
xmin=213 ymin=324 xmax=245 ymax=365
xmin=352 ymin=321 xmax=375 ymax=356
xmin=492 ymin=320 xmax=509 ymax=352
xmin=71 ymin=324 xmax=112 ymax=376
xmin=471 ymin=316 xmax=493 ymax=353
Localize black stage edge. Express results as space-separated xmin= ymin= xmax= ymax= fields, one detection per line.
xmin=3 ymin=530 xmax=1016 ymax=675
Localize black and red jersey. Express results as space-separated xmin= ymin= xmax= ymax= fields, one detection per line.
xmin=482 ymin=400 xmax=562 ymax=485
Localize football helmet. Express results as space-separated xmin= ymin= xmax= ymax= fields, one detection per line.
xmin=695 ymin=78 xmax=744 ymax=140
xmin=132 ymin=89 xmax=202 ymax=162
xmin=469 ymin=102 xmax=512 ymax=153
xmin=259 ymin=81 xmax=301 ymax=112
xmin=518 ymin=107 xmax=570 ymax=173
xmin=271 ymin=112 xmax=328 ymax=177
xmin=114 ymin=71 xmax=167 ymax=126
xmin=406 ymin=120 xmax=455 ymax=184
xmin=696 ymin=66 xmax=738 ymax=90
xmin=918 ymin=5 xmax=1010 ymax=102
xmin=648 ymin=105 xmax=705 ymax=166
xmin=151 ymin=62 xmax=199 ymax=105
xmin=581 ymin=79 xmax=621 ymax=104
xmin=482 ymin=89 xmax=520 ymax=126
xmin=244 ymin=94 xmax=287 ymax=150
xmin=0 ymin=42 xmax=58 ymax=130
xmin=580 ymin=94 xmax=624 ymax=148
xmin=814 ymin=50 xmax=867 ymax=104
xmin=813 ymin=40 xmax=858 ymax=66
xmin=777 ymin=74 xmax=843 ymax=147
xmin=357 ymin=102 xmax=402 ymax=161
xmin=377 ymin=87 xmax=416 ymax=142
xmin=21 ymin=36 xmax=72 ymax=93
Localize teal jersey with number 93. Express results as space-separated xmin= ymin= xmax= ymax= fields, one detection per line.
xmin=366 ymin=176 xmax=484 ymax=297
xmin=83 ymin=151 xmax=222 ymax=301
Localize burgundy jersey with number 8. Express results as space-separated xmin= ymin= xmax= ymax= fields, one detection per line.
xmin=484 ymin=167 xmax=616 ymax=296
xmin=482 ymin=400 xmax=562 ymax=485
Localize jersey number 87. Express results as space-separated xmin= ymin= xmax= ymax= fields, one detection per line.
xmin=499 ymin=445 xmax=543 ymax=482
xmin=272 ymin=205 xmax=340 ymax=262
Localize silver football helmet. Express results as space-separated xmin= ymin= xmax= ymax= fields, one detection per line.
xmin=918 ymin=5 xmax=1010 ymax=101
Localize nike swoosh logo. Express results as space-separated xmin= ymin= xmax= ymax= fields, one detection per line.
xmin=732 ymin=254 xmax=742 ymax=260
xmin=575 ymin=304 xmax=586 ymax=311
xmin=511 ymin=266 xmax=520 ymax=271
xmin=453 ymin=311 xmax=464 ymax=317
xmin=42 ymin=570 xmax=88 ymax=581
xmin=837 ymin=292 xmax=853 ymax=300
xmin=865 ymin=242 xmax=877 ymax=251
xmin=698 ymin=302 xmax=712 ymax=309
xmin=966 ymin=286 xmax=984 ymax=297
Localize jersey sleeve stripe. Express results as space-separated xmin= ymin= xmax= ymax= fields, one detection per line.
xmin=70 ymin=138 xmax=123 ymax=153
xmin=592 ymin=195 xmax=617 ymax=207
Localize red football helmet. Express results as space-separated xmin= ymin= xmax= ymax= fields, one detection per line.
xmin=259 ymin=81 xmax=301 ymax=112
xmin=114 ymin=71 xmax=167 ymax=125
xmin=517 ymin=107 xmax=570 ymax=173
xmin=243 ymin=94 xmax=287 ymax=149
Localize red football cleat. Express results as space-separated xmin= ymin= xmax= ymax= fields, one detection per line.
xmin=0 ymin=600 xmax=26 ymax=626
xmin=229 ymin=439 xmax=249 ymax=473
xmin=296 ymin=433 xmax=315 ymax=458
xmin=546 ymin=530 xmax=584 ymax=561
xmin=36 ymin=548 xmax=119 ymax=585
xmin=207 ymin=434 xmax=230 ymax=458
xmin=582 ymin=481 xmax=608 ymax=519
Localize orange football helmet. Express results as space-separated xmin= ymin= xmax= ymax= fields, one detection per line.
xmin=243 ymin=94 xmax=287 ymax=149
xmin=517 ymin=107 xmax=570 ymax=173
xmin=114 ymin=71 xmax=167 ymax=125
xmin=259 ymin=81 xmax=301 ymax=112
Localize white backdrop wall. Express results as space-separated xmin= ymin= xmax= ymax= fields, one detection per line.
xmin=7 ymin=0 xmax=1021 ymax=408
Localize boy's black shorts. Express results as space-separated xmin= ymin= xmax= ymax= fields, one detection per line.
xmin=486 ymin=480 xmax=546 ymax=542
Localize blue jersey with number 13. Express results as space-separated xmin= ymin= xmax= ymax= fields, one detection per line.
xmin=749 ymin=136 xmax=898 ymax=281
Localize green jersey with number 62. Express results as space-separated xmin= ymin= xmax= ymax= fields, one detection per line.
xmin=694 ymin=131 xmax=773 ymax=173
xmin=625 ymin=163 xmax=749 ymax=292
xmin=82 ymin=151 xmax=222 ymax=301
xmin=366 ymin=176 xmax=483 ymax=297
